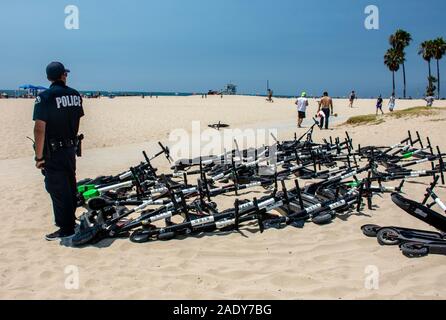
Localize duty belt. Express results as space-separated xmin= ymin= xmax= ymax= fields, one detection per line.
xmin=48 ymin=138 xmax=77 ymax=152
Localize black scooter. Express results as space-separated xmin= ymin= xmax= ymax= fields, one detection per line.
xmin=361 ymin=176 xmax=446 ymax=258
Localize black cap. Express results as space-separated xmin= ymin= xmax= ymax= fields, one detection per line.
xmin=46 ymin=62 xmax=70 ymax=80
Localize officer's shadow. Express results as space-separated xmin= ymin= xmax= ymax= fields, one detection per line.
xmin=59 ymin=236 xmax=122 ymax=249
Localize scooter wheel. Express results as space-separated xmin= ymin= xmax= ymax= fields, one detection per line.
xmin=130 ymin=230 xmax=151 ymax=243
xmin=312 ymin=213 xmax=333 ymax=225
xmin=377 ymin=228 xmax=401 ymax=246
xmin=157 ymin=231 xmax=176 ymax=241
xmin=361 ymin=224 xmax=381 ymax=237
xmin=400 ymin=242 xmax=429 ymax=258
xmin=86 ymin=197 xmax=107 ymax=211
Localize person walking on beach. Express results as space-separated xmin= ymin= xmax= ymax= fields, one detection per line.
xmin=349 ymin=90 xmax=356 ymax=108
xmin=33 ymin=62 xmax=84 ymax=241
xmin=376 ymin=95 xmax=384 ymax=115
xmin=295 ymin=92 xmax=309 ymax=128
xmin=266 ymin=89 xmax=274 ymax=102
xmin=425 ymin=94 xmax=435 ymax=107
xmin=388 ymin=92 xmax=396 ymax=112
xmin=317 ymin=91 xmax=334 ymax=129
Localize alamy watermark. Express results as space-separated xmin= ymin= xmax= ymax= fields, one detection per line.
xmin=65 ymin=5 xmax=79 ymax=30
xmin=364 ymin=265 xmax=379 ymax=290
xmin=364 ymin=5 xmax=379 ymax=30
xmin=62 ymin=5 xmax=380 ymax=32
xmin=62 ymin=5 xmax=379 ymax=31
xmin=64 ymin=265 xmax=80 ymax=290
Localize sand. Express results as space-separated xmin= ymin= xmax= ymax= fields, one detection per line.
xmin=1 ymin=95 xmax=446 ymax=299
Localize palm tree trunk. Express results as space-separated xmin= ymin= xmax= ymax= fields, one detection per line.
xmin=428 ymin=60 xmax=432 ymax=78
xmin=428 ymin=60 xmax=432 ymax=93
xmin=437 ymin=59 xmax=441 ymax=99
xmin=402 ymin=63 xmax=407 ymax=99
xmin=392 ymin=71 xmax=395 ymax=94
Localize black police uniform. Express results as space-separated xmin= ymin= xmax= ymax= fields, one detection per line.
xmin=33 ymin=80 xmax=84 ymax=234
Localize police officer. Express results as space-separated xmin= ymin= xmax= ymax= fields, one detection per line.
xmin=33 ymin=62 xmax=84 ymax=241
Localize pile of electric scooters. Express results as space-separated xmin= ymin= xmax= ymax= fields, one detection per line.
xmin=72 ymin=120 xmax=446 ymax=258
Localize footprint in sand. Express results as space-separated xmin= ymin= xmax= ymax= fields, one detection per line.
xmin=2 ymin=240 xmax=28 ymax=248
xmin=84 ymin=278 xmax=100 ymax=288
xmin=17 ymin=265 xmax=30 ymax=273
xmin=39 ymin=270 xmax=57 ymax=280
xmin=13 ymin=228 xmax=43 ymax=235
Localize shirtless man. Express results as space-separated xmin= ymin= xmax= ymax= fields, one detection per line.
xmin=317 ymin=91 xmax=333 ymax=130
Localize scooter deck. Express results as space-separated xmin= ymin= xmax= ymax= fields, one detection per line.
xmin=392 ymin=193 xmax=446 ymax=233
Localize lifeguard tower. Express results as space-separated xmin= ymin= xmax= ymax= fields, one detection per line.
xmin=222 ymin=83 xmax=237 ymax=95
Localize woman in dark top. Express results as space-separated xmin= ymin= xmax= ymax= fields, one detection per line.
xmin=376 ymin=95 xmax=384 ymax=115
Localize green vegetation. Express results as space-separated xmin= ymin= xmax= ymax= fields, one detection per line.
xmin=345 ymin=114 xmax=384 ymax=126
xmin=389 ymin=29 xmax=412 ymax=98
xmin=432 ymin=38 xmax=446 ymax=99
xmin=385 ymin=30 xmax=445 ymax=98
xmin=384 ymin=48 xmax=403 ymax=95
xmin=418 ymin=38 xmax=445 ymax=97
xmin=343 ymin=106 xmax=443 ymax=126
xmin=390 ymin=106 xmax=440 ymax=118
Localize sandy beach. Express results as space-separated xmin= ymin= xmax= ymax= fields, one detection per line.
xmin=1 ymin=95 xmax=446 ymax=300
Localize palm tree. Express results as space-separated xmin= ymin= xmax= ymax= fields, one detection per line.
xmin=418 ymin=40 xmax=436 ymax=94
xmin=384 ymin=48 xmax=403 ymax=94
xmin=427 ymin=76 xmax=437 ymax=97
xmin=389 ymin=29 xmax=412 ymax=98
xmin=432 ymin=37 xmax=446 ymax=99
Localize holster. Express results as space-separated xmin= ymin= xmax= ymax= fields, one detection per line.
xmin=76 ymin=134 xmax=84 ymax=157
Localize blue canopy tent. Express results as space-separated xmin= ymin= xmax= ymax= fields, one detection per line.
xmin=19 ymin=84 xmax=47 ymax=97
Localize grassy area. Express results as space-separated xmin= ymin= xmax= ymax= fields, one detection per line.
xmin=343 ymin=106 xmax=443 ymax=126
xmin=390 ymin=106 xmax=441 ymax=118
xmin=344 ymin=114 xmax=384 ymax=126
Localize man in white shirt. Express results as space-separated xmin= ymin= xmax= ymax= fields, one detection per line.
xmin=295 ymin=91 xmax=309 ymax=128
xmin=425 ymin=94 xmax=435 ymax=107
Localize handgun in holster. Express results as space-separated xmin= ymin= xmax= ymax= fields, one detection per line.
xmin=76 ymin=134 xmax=84 ymax=157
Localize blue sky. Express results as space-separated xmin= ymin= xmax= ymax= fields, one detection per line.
xmin=0 ymin=0 xmax=445 ymax=97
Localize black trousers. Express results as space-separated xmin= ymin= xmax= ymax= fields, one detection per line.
xmin=319 ymin=108 xmax=330 ymax=129
xmin=43 ymin=147 xmax=77 ymax=233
